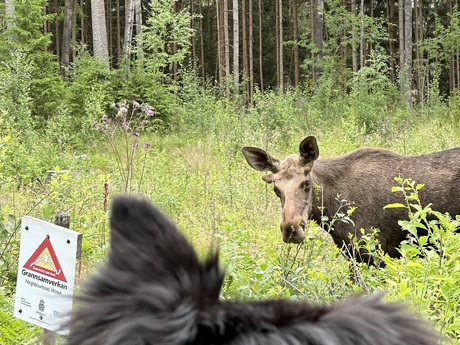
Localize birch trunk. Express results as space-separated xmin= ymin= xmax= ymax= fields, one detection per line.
xmin=5 ymin=0 xmax=16 ymax=42
xmin=123 ymin=0 xmax=134 ymax=59
xmin=233 ymin=0 xmax=239 ymax=87
xmin=134 ymin=0 xmax=143 ymax=59
xmin=91 ymin=0 xmax=110 ymax=69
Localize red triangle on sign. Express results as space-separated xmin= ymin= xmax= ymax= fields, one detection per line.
xmin=23 ymin=237 xmax=67 ymax=282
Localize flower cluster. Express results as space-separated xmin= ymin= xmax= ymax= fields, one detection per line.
xmin=93 ymin=101 xmax=155 ymax=150
xmin=92 ymin=101 xmax=156 ymax=193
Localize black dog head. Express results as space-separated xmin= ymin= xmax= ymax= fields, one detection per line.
xmin=67 ymin=195 xmax=440 ymax=345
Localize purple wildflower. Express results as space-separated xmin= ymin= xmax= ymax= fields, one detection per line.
xmin=143 ymin=104 xmax=155 ymax=117
xmin=143 ymin=142 xmax=151 ymax=150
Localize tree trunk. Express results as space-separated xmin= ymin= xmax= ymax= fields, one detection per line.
xmin=223 ymin=0 xmax=230 ymax=79
xmin=54 ymin=0 xmax=59 ymax=56
xmin=81 ymin=0 xmax=87 ymax=45
xmin=191 ymin=0 xmax=196 ymax=71
xmin=276 ymin=0 xmax=280 ymax=87
xmin=359 ymin=0 xmax=364 ymax=68
xmin=107 ymin=0 xmax=112 ymax=66
xmin=5 ymin=0 xmax=16 ymax=42
xmin=61 ymin=0 xmax=73 ymax=79
xmin=199 ymin=0 xmax=206 ymax=80
xmin=292 ymin=0 xmax=300 ymax=86
xmin=117 ymin=0 xmax=122 ymax=65
xmin=172 ymin=1 xmax=179 ymax=80
xmin=217 ymin=0 xmax=224 ymax=84
xmin=398 ymin=0 xmax=404 ymax=80
xmin=242 ymin=0 xmax=248 ymax=95
xmin=351 ymin=0 xmax=358 ymax=73
xmin=278 ymin=0 xmax=284 ymax=89
xmin=123 ymin=0 xmax=134 ymax=59
xmin=91 ymin=0 xmax=110 ymax=68
xmin=72 ymin=0 xmax=77 ymax=62
xmin=447 ymin=0 xmax=454 ymax=92
xmin=233 ymin=0 xmax=239 ymax=88
xmin=258 ymin=0 xmax=263 ymax=91
xmin=311 ymin=0 xmax=323 ymax=81
xmin=415 ymin=0 xmax=422 ymax=102
xmin=134 ymin=0 xmax=143 ymax=61
xmin=5 ymin=0 xmax=15 ymax=26
xmin=248 ymin=0 xmax=254 ymax=102
xmin=368 ymin=0 xmax=373 ymax=56
xmin=457 ymin=49 xmax=460 ymax=91
xmin=404 ymin=0 xmax=412 ymax=106
xmin=387 ymin=0 xmax=395 ymax=82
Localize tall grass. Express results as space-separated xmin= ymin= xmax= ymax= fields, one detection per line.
xmin=1 ymin=85 xmax=460 ymax=343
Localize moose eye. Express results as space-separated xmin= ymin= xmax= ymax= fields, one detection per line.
xmin=302 ymin=181 xmax=311 ymax=191
xmin=273 ymin=186 xmax=282 ymax=198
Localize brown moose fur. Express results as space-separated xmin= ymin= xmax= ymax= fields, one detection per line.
xmin=242 ymin=136 xmax=460 ymax=263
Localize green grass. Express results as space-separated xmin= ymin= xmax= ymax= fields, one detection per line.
xmin=1 ymin=90 xmax=460 ymax=343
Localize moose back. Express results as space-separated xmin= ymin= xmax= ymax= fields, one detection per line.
xmin=242 ymin=136 xmax=460 ymax=262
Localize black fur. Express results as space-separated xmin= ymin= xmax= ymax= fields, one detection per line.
xmin=67 ymin=196 xmax=440 ymax=345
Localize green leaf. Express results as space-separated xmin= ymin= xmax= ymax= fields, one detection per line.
xmin=418 ymin=235 xmax=428 ymax=246
xmin=42 ymin=204 xmax=55 ymax=220
xmin=415 ymin=183 xmax=425 ymax=191
xmin=406 ymin=261 xmax=424 ymax=268
xmin=384 ymin=203 xmax=406 ymax=209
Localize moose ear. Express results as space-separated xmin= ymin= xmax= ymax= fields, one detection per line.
xmin=299 ymin=136 xmax=319 ymax=165
xmin=242 ymin=147 xmax=280 ymax=173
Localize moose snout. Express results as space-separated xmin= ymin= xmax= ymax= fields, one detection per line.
xmin=280 ymin=218 xmax=306 ymax=243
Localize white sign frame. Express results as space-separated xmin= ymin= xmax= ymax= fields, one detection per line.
xmin=14 ymin=216 xmax=81 ymax=335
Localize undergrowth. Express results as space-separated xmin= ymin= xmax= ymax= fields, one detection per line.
xmin=1 ymin=88 xmax=460 ymax=343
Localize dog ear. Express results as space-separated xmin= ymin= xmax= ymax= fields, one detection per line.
xmin=108 ymin=195 xmax=197 ymax=275
xmin=108 ymin=196 xmax=224 ymax=303
xmin=108 ymin=196 xmax=215 ymax=281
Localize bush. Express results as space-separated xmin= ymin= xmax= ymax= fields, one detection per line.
xmin=370 ymin=177 xmax=460 ymax=339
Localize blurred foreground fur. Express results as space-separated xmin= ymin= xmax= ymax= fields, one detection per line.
xmin=67 ymin=195 xmax=440 ymax=345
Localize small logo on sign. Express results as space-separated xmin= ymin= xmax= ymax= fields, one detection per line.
xmin=39 ymin=299 xmax=45 ymax=312
xmin=23 ymin=237 xmax=67 ymax=282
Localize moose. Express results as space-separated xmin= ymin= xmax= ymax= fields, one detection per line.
xmin=242 ymin=136 xmax=460 ymax=263
xmin=67 ymin=195 xmax=439 ymax=345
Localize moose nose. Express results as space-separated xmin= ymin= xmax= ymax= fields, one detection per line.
xmin=280 ymin=219 xmax=306 ymax=243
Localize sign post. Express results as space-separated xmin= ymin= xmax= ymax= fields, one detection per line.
xmin=14 ymin=215 xmax=82 ymax=337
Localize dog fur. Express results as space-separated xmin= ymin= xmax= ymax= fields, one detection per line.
xmin=67 ymin=195 xmax=440 ymax=345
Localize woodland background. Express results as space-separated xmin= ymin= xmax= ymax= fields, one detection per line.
xmin=1 ymin=0 xmax=460 ymax=343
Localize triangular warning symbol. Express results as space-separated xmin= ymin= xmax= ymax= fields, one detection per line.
xmin=23 ymin=237 xmax=67 ymax=282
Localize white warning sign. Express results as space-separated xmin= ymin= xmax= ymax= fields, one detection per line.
xmin=14 ymin=216 xmax=81 ymax=335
